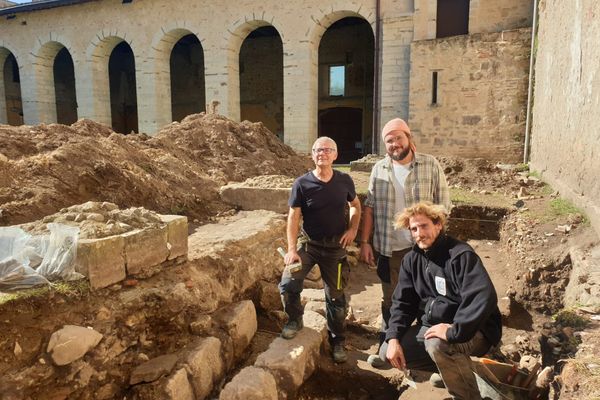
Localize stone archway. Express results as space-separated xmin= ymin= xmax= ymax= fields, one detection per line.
xmin=224 ymin=16 xmax=280 ymax=123
xmin=84 ymin=35 xmax=133 ymax=128
xmin=149 ymin=26 xmax=206 ymax=129
xmin=0 ymin=48 xmax=23 ymax=125
xmin=239 ymin=25 xmax=283 ymax=139
xmin=54 ymin=47 xmax=77 ymax=125
xmin=30 ymin=39 xmax=76 ymax=124
xmin=170 ymin=33 xmax=205 ymax=122
xmin=108 ymin=41 xmax=138 ymax=134
xmin=316 ymin=16 xmax=374 ymax=163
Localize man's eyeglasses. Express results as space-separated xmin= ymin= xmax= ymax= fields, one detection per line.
xmin=312 ymin=147 xmax=336 ymax=154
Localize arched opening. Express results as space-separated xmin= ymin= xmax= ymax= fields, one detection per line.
xmin=3 ymin=53 xmax=23 ymax=126
xmin=170 ymin=34 xmax=205 ymax=122
xmin=109 ymin=41 xmax=138 ymax=134
xmin=54 ymin=47 xmax=77 ymax=125
xmin=239 ymin=26 xmax=284 ymax=139
xmin=318 ymin=17 xmax=374 ymax=163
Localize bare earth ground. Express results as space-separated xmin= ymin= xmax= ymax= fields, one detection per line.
xmin=0 ymin=115 xmax=599 ymax=399
xmin=0 ymin=114 xmax=312 ymax=226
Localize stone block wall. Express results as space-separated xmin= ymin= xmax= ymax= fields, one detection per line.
xmin=0 ymin=0 xmax=532 ymax=155
xmin=76 ymin=214 xmax=188 ymax=289
xmin=408 ymin=28 xmax=531 ymax=162
xmin=469 ymin=0 xmax=533 ymax=34
xmin=530 ymin=0 xmax=600 ymax=235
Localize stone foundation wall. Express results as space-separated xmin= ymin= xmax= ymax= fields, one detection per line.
xmin=76 ymin=214 xmax=188 ymax=289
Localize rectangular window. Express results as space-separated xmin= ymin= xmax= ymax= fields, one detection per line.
xmin=432 ymin=71 xmax=438 ymax=105
xmin=436 ymin=0 xmax=470 ymax=38
xmin=329 ymin=65 xmax=345 ymax=96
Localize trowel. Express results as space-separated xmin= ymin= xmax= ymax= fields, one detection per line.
xmin=402 ymin=368 xmax=417 ymax=389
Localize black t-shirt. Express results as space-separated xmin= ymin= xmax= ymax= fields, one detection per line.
xmin=289 ymin=170 xmax=357 ymax=240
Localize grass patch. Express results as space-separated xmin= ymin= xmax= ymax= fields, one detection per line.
xmin=526 ymin=197 xmax=589 ymax=225
xmin=334 ymin=165 xmax=351 ymax=173
xmin=550 ymin=198 xmax=584 ymax=218
xmin=538 ymin=182 xmax=554 ymax=196
xmin=513 ymin=163 xmax=529 ymax=172
xmin=169 ymin=203 xmax=187 ymax=215
xmin=522 ymin=192 xmax=589 ymax=225
xmin=553 ymin=309 xmax=589 ymax=329
xmin=450 ymin=187 xmax=513 ymax=208
xmin=0 ymin=279 xmax=89 ymax=306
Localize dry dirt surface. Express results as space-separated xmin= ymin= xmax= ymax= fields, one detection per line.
xmin=0 ymin=123 xmax=599 ymax=400
xmin=0 ymin=114 xmax=312 ymax=226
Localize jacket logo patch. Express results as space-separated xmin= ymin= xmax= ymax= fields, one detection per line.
xmin=435 ymin=276 xmax=447 ymax=296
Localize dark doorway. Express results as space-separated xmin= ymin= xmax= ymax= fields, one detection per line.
xmin=54 ymin=47 xmax=77 ymax=125
xmin=436 ymin=0 xmax=470 ymax=38
xmin=3 ymin=53 xmax=23 ymax=125
xmin=170 ymin=34 xmax=205 ymax=122
xmin=109 ymin=41 xmax=138 ymax=134
xmin=318 ymin=17 xmax=374 ymax=162
xmin=319 ymin=107 xmax=362 ymax=164
xmin=239 ymin=26 xmax=284 ymax=139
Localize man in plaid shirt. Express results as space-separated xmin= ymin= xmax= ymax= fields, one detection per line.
xmin=359 ymin=118 xmax=451 ymax=368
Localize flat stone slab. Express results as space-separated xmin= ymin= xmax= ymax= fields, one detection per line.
xmin=219 ymin=366 xmax=278 ymax=400
xmin=47 ymin=325 xmax=103 ymax=366
xmin=254 ymin=310 xmax=326 ymax=395
xmin=130 ymin=354 xmax=178 ymax=385
xmin=219 ymin=175 xmax=294 ymax=214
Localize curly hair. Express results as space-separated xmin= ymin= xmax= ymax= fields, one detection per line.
xmin=394 ymin=201 xmax=448 ymax=230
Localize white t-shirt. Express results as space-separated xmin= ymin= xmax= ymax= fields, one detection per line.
xmin=391 ymin=162 xmax=413 ymax=250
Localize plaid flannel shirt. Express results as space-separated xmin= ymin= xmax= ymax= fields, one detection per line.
xmin=364 ymin=152 xmax=451 ymax=257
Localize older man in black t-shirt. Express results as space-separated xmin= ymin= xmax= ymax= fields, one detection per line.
xmin=279 ymin=136 xmax=361 ymax=363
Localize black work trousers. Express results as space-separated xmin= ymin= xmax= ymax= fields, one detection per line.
xmin=279 ymin=238 xmax=349 ymax=344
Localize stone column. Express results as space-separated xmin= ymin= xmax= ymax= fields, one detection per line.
xmin=204 ymin=43 xmax=239 ymax=121
xmin=75 ymin=46 xmax=112 ymax=127
xmin=20 ymin=52 xmax=57 ymax=125
xmin=282 ymin=40 xmax=317 ymax=154
xmin=379 ymin=15 xmax=413 ymax=133
xmin=0 ymin=54 xmax=6 ymax=125
xmin=135 ymin=41 xmax=172 ymax=135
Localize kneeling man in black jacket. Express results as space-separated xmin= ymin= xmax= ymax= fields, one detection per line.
xmin=382 ymin=201 xmax=501 ymax=400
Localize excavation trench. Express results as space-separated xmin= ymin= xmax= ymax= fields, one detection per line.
xmin=0 ymin=199 xmax=592 ymax=400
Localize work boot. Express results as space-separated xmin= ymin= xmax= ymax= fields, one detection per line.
xmin=281 ymin=319 xmax=303 ymax=339
xmin=332 ymin=343 xmax=347 ymax=364
xmin=429 ymin=372 xmax=445 ymax=388
xmin=367 ymin=354 xmax=385 ymax=368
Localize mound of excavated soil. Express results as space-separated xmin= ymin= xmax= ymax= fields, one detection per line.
xmin=0 ymin=114 xmax=312 ymax=226
xmin=437 ymin=156 xmax=526 ymax=193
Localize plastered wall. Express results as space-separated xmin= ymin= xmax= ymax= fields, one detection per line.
xmin=530 ymin=0 xmax=600 ymax=234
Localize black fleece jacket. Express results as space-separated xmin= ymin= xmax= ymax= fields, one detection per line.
xmin=385 ymin=234 xmax=502 ymax=346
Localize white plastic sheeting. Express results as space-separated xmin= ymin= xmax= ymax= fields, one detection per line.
xmin=0 ymin=223 xmax=82 ymax=291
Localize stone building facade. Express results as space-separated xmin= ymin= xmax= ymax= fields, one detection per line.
xmin=0 ymin=0 xmax=532 ymax=159
xmin=409 ymin=29 xmax=531 ymax=162
xmin=530 ymin=0 xmax=600 ymax=234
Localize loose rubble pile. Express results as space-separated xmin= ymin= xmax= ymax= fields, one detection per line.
xmin=0 ymin=114 xmax=312 ymax=226
xmin=21 ymin=201 xmax=165 ymax=240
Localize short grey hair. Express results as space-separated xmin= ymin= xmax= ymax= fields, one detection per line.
xmin=312 ymin=136 xmax=338 ymax=151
